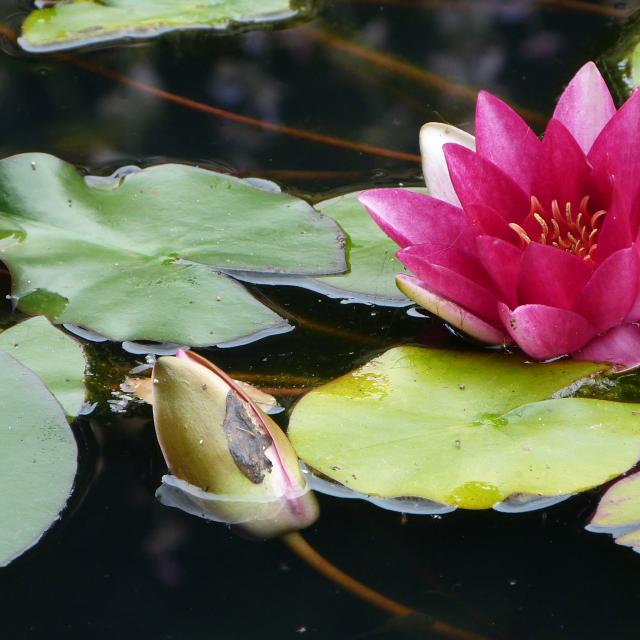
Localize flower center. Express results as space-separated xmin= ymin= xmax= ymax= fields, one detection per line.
xmin=509 ymin=195 xmax=606 ymax=262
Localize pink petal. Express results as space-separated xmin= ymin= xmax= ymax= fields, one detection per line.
xmin=594 ymin=184 xmax=634 ymax=264
xmin=476 ymin=235 xmax=522 ymax=308
xmin=589 ymin=90 xmax=640 ymax=206
xmin=420 ymin=122 xmax=476 ymax=206
xmin=499 ymin=303 xmax=596 ymax=360
xmin=553 ymin=62 xmax=616 ymax=154
xmin=358 ymin=189 xmax=474 ymax=251
xmin=398 ymin=250 xmax=501 ymax=323
xmin=396 ymin=274 xmax=507 ymax=344
xmin=517 ymin=242 xmax=592 ymax=310
xmin=398 ymin=243 xmax=492 ymax=289
xmin=531 ymin=119 xmax=591 ymax=212
xmin=573 ymin=324 xmax=640 ymax=370
xmin=475 ymin=91 xmax=541 ymax=193
xmin=575 ymin=247 xmax=639 ymax=333
xmin=444 ymin=143 xmax=530 ymax=223
xmin=465 ymin=203 xmax=515 ymax=242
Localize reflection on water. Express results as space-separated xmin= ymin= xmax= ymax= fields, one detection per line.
xmin=1 ymin=1 xmax=639 ymax=638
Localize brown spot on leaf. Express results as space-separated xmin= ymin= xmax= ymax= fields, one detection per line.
xmin=223 ymin=391 xmax=273 ymax=484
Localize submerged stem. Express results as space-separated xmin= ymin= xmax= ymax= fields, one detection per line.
xmin=281 ymin=532 xmax=492 ymax=640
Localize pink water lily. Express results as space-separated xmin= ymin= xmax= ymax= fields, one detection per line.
xmin=360 ymin=62 xmax=640 ymax=368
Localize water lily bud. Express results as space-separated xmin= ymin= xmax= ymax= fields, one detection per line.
xmin=152 ymin=350 xmax=319 ymax=538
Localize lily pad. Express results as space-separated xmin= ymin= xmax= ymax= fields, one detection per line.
xmin=288 ymin=347 xmax=640 ymax=509
xmin=311 ymin=191 xmax=415 ymax=305
xmin=0 ymin=154 xmax=346 ymax=347
xmin=230 ymin=189 xmax=416 ymax=306
xmin=0 ymin=352 xmax=77 ymax=566
xmin=20 ymin=0 xmax=313 ymax=52
xmin=0 ymin=316 xmax=86 ymax=417
xmin=587 ymin=471 xmax=640 ymax=552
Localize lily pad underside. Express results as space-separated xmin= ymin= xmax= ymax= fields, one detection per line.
xmin=0 ymin=352 xmax=77 ymax=567
xmin=288 ymin=347 xmax=640 ymax=509
xmin=20 ymin=0 xmax=313 ymax=52
xmin=588 ymin=470 xmax=640 ymax=552
xmin=0 ymin=154 xmax=346 ymax=347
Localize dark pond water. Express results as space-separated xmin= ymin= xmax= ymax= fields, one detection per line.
xmin=1 ymin=1 xmax=640 ymax=638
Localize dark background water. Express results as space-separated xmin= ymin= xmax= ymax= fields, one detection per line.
xmin=1 ymin=1 xmax=640 ymax=638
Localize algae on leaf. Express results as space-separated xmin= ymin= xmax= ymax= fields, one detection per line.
xmin=0 ymin=316 xmax=86 ymax=417
xmin=0 ymin=154 xmax=346 ymax=347
xmin=20 ymin=0 xmax=315 ymax=52
xmin=0 ymin=352 xmax=77 ymax=567
xmin=288 ymin=347 xmax=640 ymax=509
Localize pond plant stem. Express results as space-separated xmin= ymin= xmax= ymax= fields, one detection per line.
xmin=281 ymin=532 xmax=491 ymax=640
xmin=309 ymin=27 xmax=546 ymax=127
xmin=332 ymin=0 xmax=632 ymax=18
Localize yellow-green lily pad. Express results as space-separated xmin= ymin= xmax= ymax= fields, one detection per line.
xmin=20 ymin=0 xmax=314 ymax=52
xmin=288 ymin=347 xmax=640 ymax=509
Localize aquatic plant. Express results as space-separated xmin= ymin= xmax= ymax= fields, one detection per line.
xmin=151 ymin=349 xmax=319 ymax=538
xmin=360 ymin=62 xmax=640 ymax=368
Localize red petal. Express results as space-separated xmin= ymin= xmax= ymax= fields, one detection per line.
xmin=398 ymin=250 xmax=501 ymax=323
xmin=476 ymin=235 xmax=522 ymax=308
xmin=531 ymin=119 xmax=591 ymax=213
xmin=594 ymin=184 xmax=634 ymax=263
xmin=517 ymin=243 xmax=592 ymax=310
xmin=399 ymin=243 xmax=492 ymax=288
xmin=396 ymin=274 xmax=507 ymax=344
xmin=589 ymin=90 xmax=640 ymax=209
xmin=358 ymin=189 xmax=474 ymax=251
xmin=475 ymin=91 xmax=541 ymax=194
xmin=499 ymin=303 xmax=595 ymax=360
xmin=465 ymin=203 xmax=516 ymax=243
xmin=444 ymin=143 xmax=530 ymax=224
xmin=553 ymin=62 xmax=616 ymax=154
xmin=573 ymin=324 xmax=640 ymax=369
xmin=575 ymin=247 xmax=639 ymax=333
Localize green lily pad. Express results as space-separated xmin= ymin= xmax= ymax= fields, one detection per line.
xmin=20 ymin=0 xmax=313 ymax=52
xmin=311 ymin=191 xmax=415 ymax=306
xmin=588 ymin=471 xmax=640 ymax=552
xmin=0 ymin=154 xmax=346 ymax=347
xmin=288 ymin=347 xmax=640 ymax=509
xmin=0 ymin=316 xmax=86 ymax=417
xmin=234 ymin=189 xmax=417 ymax=305
xmin=0 ymin=352 xmax=77 ymax=567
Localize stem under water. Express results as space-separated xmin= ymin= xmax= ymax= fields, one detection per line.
xmin=281 ymin=532 xmax=492 ymax=640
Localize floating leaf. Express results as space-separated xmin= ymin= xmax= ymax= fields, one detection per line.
xmin=311 ymin=191 xmax=415 ymax=305
xmin=0 ymin=316 xmax=86 ymax=417
xmin=0 ymin=352 xmax=77 ymax=566
xmin=20 ymin=0 xmax=314 ymax=52
xmin=230 ymin=189 xmax=417 ymax=305
xmin=587 ymin=471 xmax=640 ymax=552
xmin=288 ymin=347 xmax=640 ymax=509
xmin=0 ymin=154 xmax=346 ymax=347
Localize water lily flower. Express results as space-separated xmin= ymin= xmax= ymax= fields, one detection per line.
xmin=152 ymin=350 xmax=319 ymax=538
xmin=360 ymin=62 xmax=640 ymax=368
